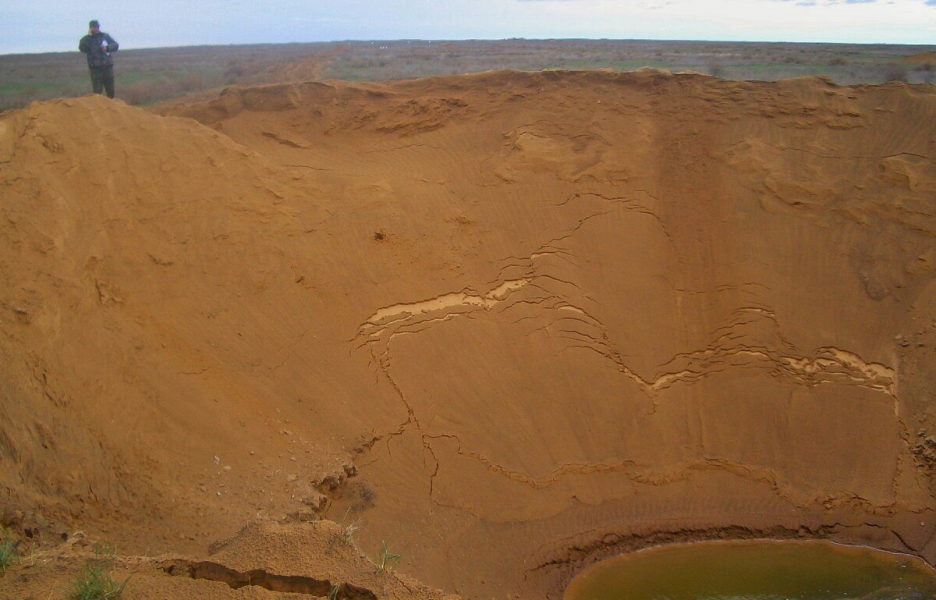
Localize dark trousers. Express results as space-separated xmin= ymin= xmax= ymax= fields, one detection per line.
xmin=89 ymin=66 xmax=115 ymax=99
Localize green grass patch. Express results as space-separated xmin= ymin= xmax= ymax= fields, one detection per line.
xmin=374 ymin=540 xmax=401 ymax=573
xmin=0 ymin=534 xmax=19 ymax=575
xmin=62 ymin=562 xmax=130 ymax=600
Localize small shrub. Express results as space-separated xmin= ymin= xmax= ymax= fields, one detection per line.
xmin=63 ymin=562 xmax=129 ymax=600
xmin=0 ymin=534 xmax=19 ymax=575
xmin=337 ymin=507 xmax=361 ymax=547
xmin=0 ymin=93 xmax=31 ymax=113
xmin=374 ymin=541 xmax=401 ymax=573
xmin=92 ymin=541 xmax=115 ymax=558
xmin=327 ymin=512 xmax=361 ymax=554
xmin=178 ymin=73 xmax=205 ymax=92
xmin=882 ymin=63 xmax=908 ymax=82
xmin=120 ymin=80 xmax=159 ymax=106
xmin=224 ymin=60 xmax=249 ymax=82
xmin=339 ymin=520 xmax=360 ymax=546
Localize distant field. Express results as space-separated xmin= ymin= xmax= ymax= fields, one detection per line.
xmin=1 ymin=39 xmax=934 ymax=112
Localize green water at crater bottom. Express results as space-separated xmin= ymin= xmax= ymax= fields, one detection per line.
xmin=563 ymin=540 xmax=936 ymax=600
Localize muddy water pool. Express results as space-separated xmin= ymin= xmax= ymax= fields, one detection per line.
xmin=563 ymin=540 xmax=936 ymax=600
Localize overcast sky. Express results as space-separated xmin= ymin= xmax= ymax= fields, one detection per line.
xmin=2 ymin=0 xmax=935 ymax=55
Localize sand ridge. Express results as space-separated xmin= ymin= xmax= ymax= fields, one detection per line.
xmin=1 ymin=69 xmax=936 ymax=599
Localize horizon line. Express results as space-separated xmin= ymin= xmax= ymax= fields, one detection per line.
xmin=3 ymin=36 xmax=935 ymax=58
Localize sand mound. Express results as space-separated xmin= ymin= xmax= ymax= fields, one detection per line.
xmin=2 ymin=70 xmax=936 ymax=599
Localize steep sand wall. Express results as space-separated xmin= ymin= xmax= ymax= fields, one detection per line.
xmin=1 ymin=70 xmax=935 ymax=598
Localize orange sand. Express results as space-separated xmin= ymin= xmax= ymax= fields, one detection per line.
xmin=1 ymin=70 xmax=936 ymax=599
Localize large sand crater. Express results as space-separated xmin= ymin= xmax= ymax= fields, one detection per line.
xmin=1 ymin=70 xmax=936 ymax=599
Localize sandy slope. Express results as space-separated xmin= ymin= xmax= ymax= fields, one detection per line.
xmin=1 ymin=70 xmax=936 ymax=599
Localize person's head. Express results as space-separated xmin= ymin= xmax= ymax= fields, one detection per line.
xmin=89 ymin=20 xmax=100 ymax=34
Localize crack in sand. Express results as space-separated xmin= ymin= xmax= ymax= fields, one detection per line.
xmin=355 ymin=272 xmax=898 ymax=504
xmin=554 ymin=190 xmax=673 ymax=242
xmin=646 ymin=343 xmax=895 ymax=396
xmin=424 ymin=432 xmax=639 ymax=489
xmin=727 ymin=140 xmax=930 ymax=162
xmin=365 ymin=279 xmax=529 ymax=327
xmin=421 ymin=428 xmax=895 ymax=514
xmin=178 ymin=367 xmax=210 ymax=376
xmin=269 ymin=326 xmax=316 ymax=375
xmin=355 ymin=276 xmax=900 ymax=512
xmin=164 ymin=560 xmax=376 ymax=600
xmin=542 ymin=309 xmax=895 ymax=401
xmin=351 ymin=194 xmax=902 ymax=516
xmin=356 ymin=279 xmax=527 ymax=427
xmin=363 ymin=143 xmax=447 ymax=154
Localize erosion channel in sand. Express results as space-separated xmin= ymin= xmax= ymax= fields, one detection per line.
xmin=1 ymin=69 xmax=936 ymax=600
xmin=563 ymin=540 xmax=936 ymax=600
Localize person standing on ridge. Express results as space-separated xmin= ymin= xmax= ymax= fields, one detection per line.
xmin=79 ymin=20 xmax=119 ymax=99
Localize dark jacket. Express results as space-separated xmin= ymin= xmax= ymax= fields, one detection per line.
xmin=79 ymin=32 xmax=118 ymax=69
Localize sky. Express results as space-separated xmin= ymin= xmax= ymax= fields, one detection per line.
xmin=1 ymin=0 xmax=935 ymax=55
